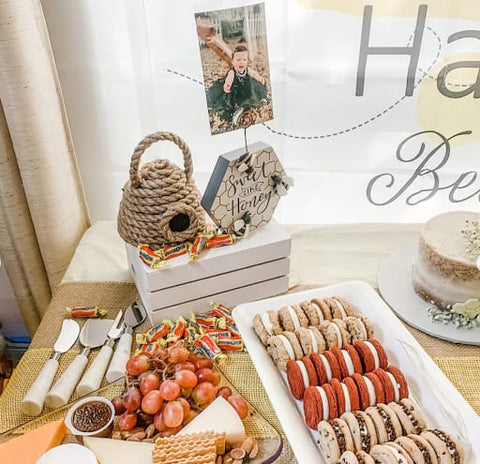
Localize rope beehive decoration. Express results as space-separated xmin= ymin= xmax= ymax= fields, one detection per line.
xmin=117 ymin=131 xmax=206 ymax=249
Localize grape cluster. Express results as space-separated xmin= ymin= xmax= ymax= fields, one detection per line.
xmin=111 ymin=345 xmax=248 ymax=438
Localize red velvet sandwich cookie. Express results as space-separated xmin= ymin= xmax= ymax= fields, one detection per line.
xmin=373 ymin=369 xmax=397 ymax=404
xmin=404 ymin=434 xmax=437 ymax=464
xmin=318 ymin=418 xmax=355 ymax=464
xmin=421 ymin=429 xmax=464 ymax=464
xmin=385 ymin=365 xmax=409 ymax=400
xmin=395 ymin=435 xmax=437 ymax=464
xmin=286 ymin=357 xmax=318 ymax=400
xmin=330 ymin=378 xmax=347 ymax=416
xmin=330 ymin=377 xmax=360 ymax=416
xmin=355 ymin=451 xmax=375 ymax=464
xmin=266 ymin=331 xmax=304 ymax=371
xmin=311 ymin=353 xmax=329 ymax=385
xmin=300 ymin=300 xmax=327 ymax=326
xmin=323 ymin=350 xmax=342 ymax=380
xmin=253 ymin=310 xmax=283 ymax=345
xmin=388 ymin=398 xmax=426 ymax=435
xmin=278 ymin=304 xmax=309 ymax=331
xmin=341 ymin=410 xmax=378 ymax=453
xmin=345 ymin=316 xmax=375 ymax=343
xmin=351 ymin=374 xmax=371 ymax=410
xmin=295 ymin=326 xmax=326 ymax=356
xmin=333 ymin=346 xmax=363 ymax=378
xmin=311 ymin=298 xmax=334 ymax=321
xmin=363 ymin=371 xmax=385 ymax=404
xmin=304 ymin=384 xmax=337 ymax=429
xmin=354 ymin=339 xmax=388 ymax=372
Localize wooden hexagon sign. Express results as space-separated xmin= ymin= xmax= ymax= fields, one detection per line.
xmin=201 ymin=142 xmax=292 ymax=234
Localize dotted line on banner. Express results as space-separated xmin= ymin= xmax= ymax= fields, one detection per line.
xmin=167 ymin=26 xmax=444 ymax=140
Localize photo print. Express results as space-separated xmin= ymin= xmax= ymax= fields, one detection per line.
xmin=195 ymin=3 xmax=273 ymax=135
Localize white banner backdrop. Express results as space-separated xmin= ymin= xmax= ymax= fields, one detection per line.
xmin=42 ymin=0 xmax=480 ymax=223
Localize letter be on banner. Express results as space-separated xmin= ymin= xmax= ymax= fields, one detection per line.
xmin=356 ymin=5 xmax=428 ymax=96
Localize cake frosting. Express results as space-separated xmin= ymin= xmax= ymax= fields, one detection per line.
xmin=412 ymin=211 xmax=480 ymax=309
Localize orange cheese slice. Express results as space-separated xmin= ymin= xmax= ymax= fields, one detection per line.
xmin=0 ymin=419 xmax=67 ymax=463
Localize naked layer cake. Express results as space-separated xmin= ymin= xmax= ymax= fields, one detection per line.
xmin=412 ymin=211 xmax=480 ymax=309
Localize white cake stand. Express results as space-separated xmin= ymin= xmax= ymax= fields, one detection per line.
xmin=377 ymin=245 xmax=480 ymax=346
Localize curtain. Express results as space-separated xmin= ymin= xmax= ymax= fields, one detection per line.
xmin=41 ymin=0 xmax=480 ymax=225
xmin=0 ymin=0 xmax=90 ymax=335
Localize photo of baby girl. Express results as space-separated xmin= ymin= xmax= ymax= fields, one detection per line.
xmin=195 ymin=3 xmax=273 ymax=135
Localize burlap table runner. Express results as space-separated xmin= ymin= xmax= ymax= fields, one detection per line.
xmin=1 ymin=282 xmax=479 ymax=463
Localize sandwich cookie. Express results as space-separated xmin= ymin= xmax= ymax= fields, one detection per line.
xmin=373 ymin=369 xmax=398 ymax=404
xmin=363 ymin=372 xmax=385 ymax=404
xmin=421 ymin=429 xmax=464 ymax=464
xmin=300 ymin=300 xmax=328 ymax=326
xmin=253 ymin=310 xmax=282 ymax=345
xmin=332 ymin=319 xmax=352 ymax=346
xmin=266 ymin=331 xmax=303 ymax=371
xmin=332 ymin=345 xmax=363 ymax=378
xmin=352 ymin=374 xmax=373 ymax=410
xmin=318 ymin=418 xmax=355 ymax=464
xmin=365 ymin=404 xmax=402 ymax=444
xmin=370 ymin=443 xmax=414 ymax=464
xmin=388 ymin=398 xmax=426 ymax=435
xmin=385 ymin=365 xmax=409 ymax=400
xmin=345 ymin=316 xmax=375 ymax=343
xmin=304 ymin=384 xmax=337 ymax=429
xmin=295 ymin=326 xmax=326 ymax=356
xmin=341 ymin=410 xmax=378 ymax=453
xmin=286 ymin=357 xmax=318 ymax=400
xmin=354 ymin=339 xmax=388 ymax=372
xmin=395 ymin=435 xmax=437 ymax=464
xmin=339 ymin=451 xmax=360 ymax=464
xmin=404 ymin=434 xmax=438 ymax=464
xmin=278 ymin=304 xmax=309 ymax=331
xmin=326 ymin=297 xmax=354 ymax=319
xmin=323 ymin=350 xmax=343 ymax=380
xmin=311 ymin=298 xmax=334 ymax=321
xmin=356 ymin=451 xmax=376 ymax=464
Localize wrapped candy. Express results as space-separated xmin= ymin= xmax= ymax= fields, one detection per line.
xmin=166 ymin=316 xmax=187 ymax=344
xmin=66 ymin=305 xmax=107 ymax=318
xmin=205 ymin=234 xmax=236 ymax=249
xmin=138 ymin=244 xmax=163 ymax=268
xmin=157 ymin=243 xmax=189 ymax=261
xmin=216 ymin=335 xmax=244 ymax=351
xmin=136 ymin=320 xmax=172 ymax=344
xmin=136 ymin=339 xmax=166 ymax=355
xmin=194 ymin=334 xmax=224 ymax=360
xmin=188 ymin=235 xmax=207 ymax=263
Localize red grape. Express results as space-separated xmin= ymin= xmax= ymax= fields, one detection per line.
xmin=141 ymin=390 xmax=164 ymax=415
xmin=168 ymin=346 xmax=189 ymax=364
xmin=159 ymin=380 xmax=181 ymax=401
xmin=187 ymin=353 xmax=199 ymax=365
xmin=212 ymin=371 xmax=221 ymax=386
xmin=118 ymin=411 xmax=137 ymax=431
xmin=228 ymin=395 xmax=249 ymax=419
xmin=175 ymin=369 xmax=198 ymax=389
xmin=216 ymin=386 xmax=232 ymax=399
xmin=111 ymin=396 xmax=126 ymax=415
xmin=126 ymin=354 xmax=150 ymax=376
xmin=194 ymin=358 xmax=213 ymax=370
xmin=177 ymin=397 xmax=191 ymax=417
xmin=123 ymin=386 xmax=141 ymax=412
xmin=184 ymin=409 xmax=198 ymax=425
xmin=191 ymin=382 xmax=216 ymax=406
xmin=181 ymin=387 xmax=193 ymax=398
xmin=153 ymin=410 xmax=166 ymax=432
xmin=196 ymin=367 xmax=214 ymax=384
xmin=139 ymin=372 xmax=160 ymax=395
xmin=175 ymin=361 xmax=196 ymax=373
xmin=163 ymin=400 xmax=184 ymax=428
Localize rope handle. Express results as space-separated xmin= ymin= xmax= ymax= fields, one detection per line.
xmin=129 ymin=131 xmax=194 ymax=187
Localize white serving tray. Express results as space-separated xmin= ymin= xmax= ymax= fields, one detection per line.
xmin=232 ymin=281 xmax=480 ymax=463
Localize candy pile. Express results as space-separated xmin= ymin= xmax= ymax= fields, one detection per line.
xmin=135 ymin=302 xmax=244 ymax=358
xmin=138 ymin=228 xmax=236 ymax=268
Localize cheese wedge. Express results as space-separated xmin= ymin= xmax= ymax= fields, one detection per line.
xmin=0 ymin=419 xmax=66 ymax=464
xmin=36 ymin=443 xmax=97 ymax=464
xmin=178 ymin=396 xmax=246 ymax=444
xmin=83 ymin=436 xmax=154 ymax=464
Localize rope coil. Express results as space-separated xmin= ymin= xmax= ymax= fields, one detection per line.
xmin=117 ymin=131 xmax=206 ymax=249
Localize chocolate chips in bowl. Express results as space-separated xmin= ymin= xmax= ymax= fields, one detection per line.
xmin=65 ymin=396 xmax=115 ymax=437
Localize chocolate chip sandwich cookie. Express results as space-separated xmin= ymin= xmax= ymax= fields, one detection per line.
xmin=253 ymin=310 xmax=282 ymax=345
xmin=266 ymin=331 xmax=303 ymax=371
xmin=370 ymin=442 xmax=414 ymax=463
xmin=318 ymin=418 xmax=355 ymax=464
xmin=387 ymin=398 xmax=425 ymax=435
xmin=341 ymin=411 xmax=378 ymax=453
xmin=420 ymin=429 xmax=464 ymax=464
xmin=320 ymin=319 xmax=351 ymax=349
xmin=339 ymin=450 xmax=376 ymax=464
xmin=278 ymin=304 xmax=309 ymax=331
xmin=394 ymin=435 xmax=437 ymax=464
xmin=365 ymin=403 xmax=404 ymax=443
xmin=326 ymin=296 xmax=357 ymax=319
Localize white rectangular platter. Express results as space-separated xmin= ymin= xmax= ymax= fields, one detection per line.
xmin=232 ymin=281 xmax=480 ymax=463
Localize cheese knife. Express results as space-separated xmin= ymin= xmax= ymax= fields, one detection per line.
xmin=21 ymin=319 xmax=80 ymax=416
xmin=76 ymin=310 xmax=124 ymax=396
xmin=106 ymin=301 xmax=146 ymax=383
xmin=45 ymin=318 xmax=114 ymax=409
